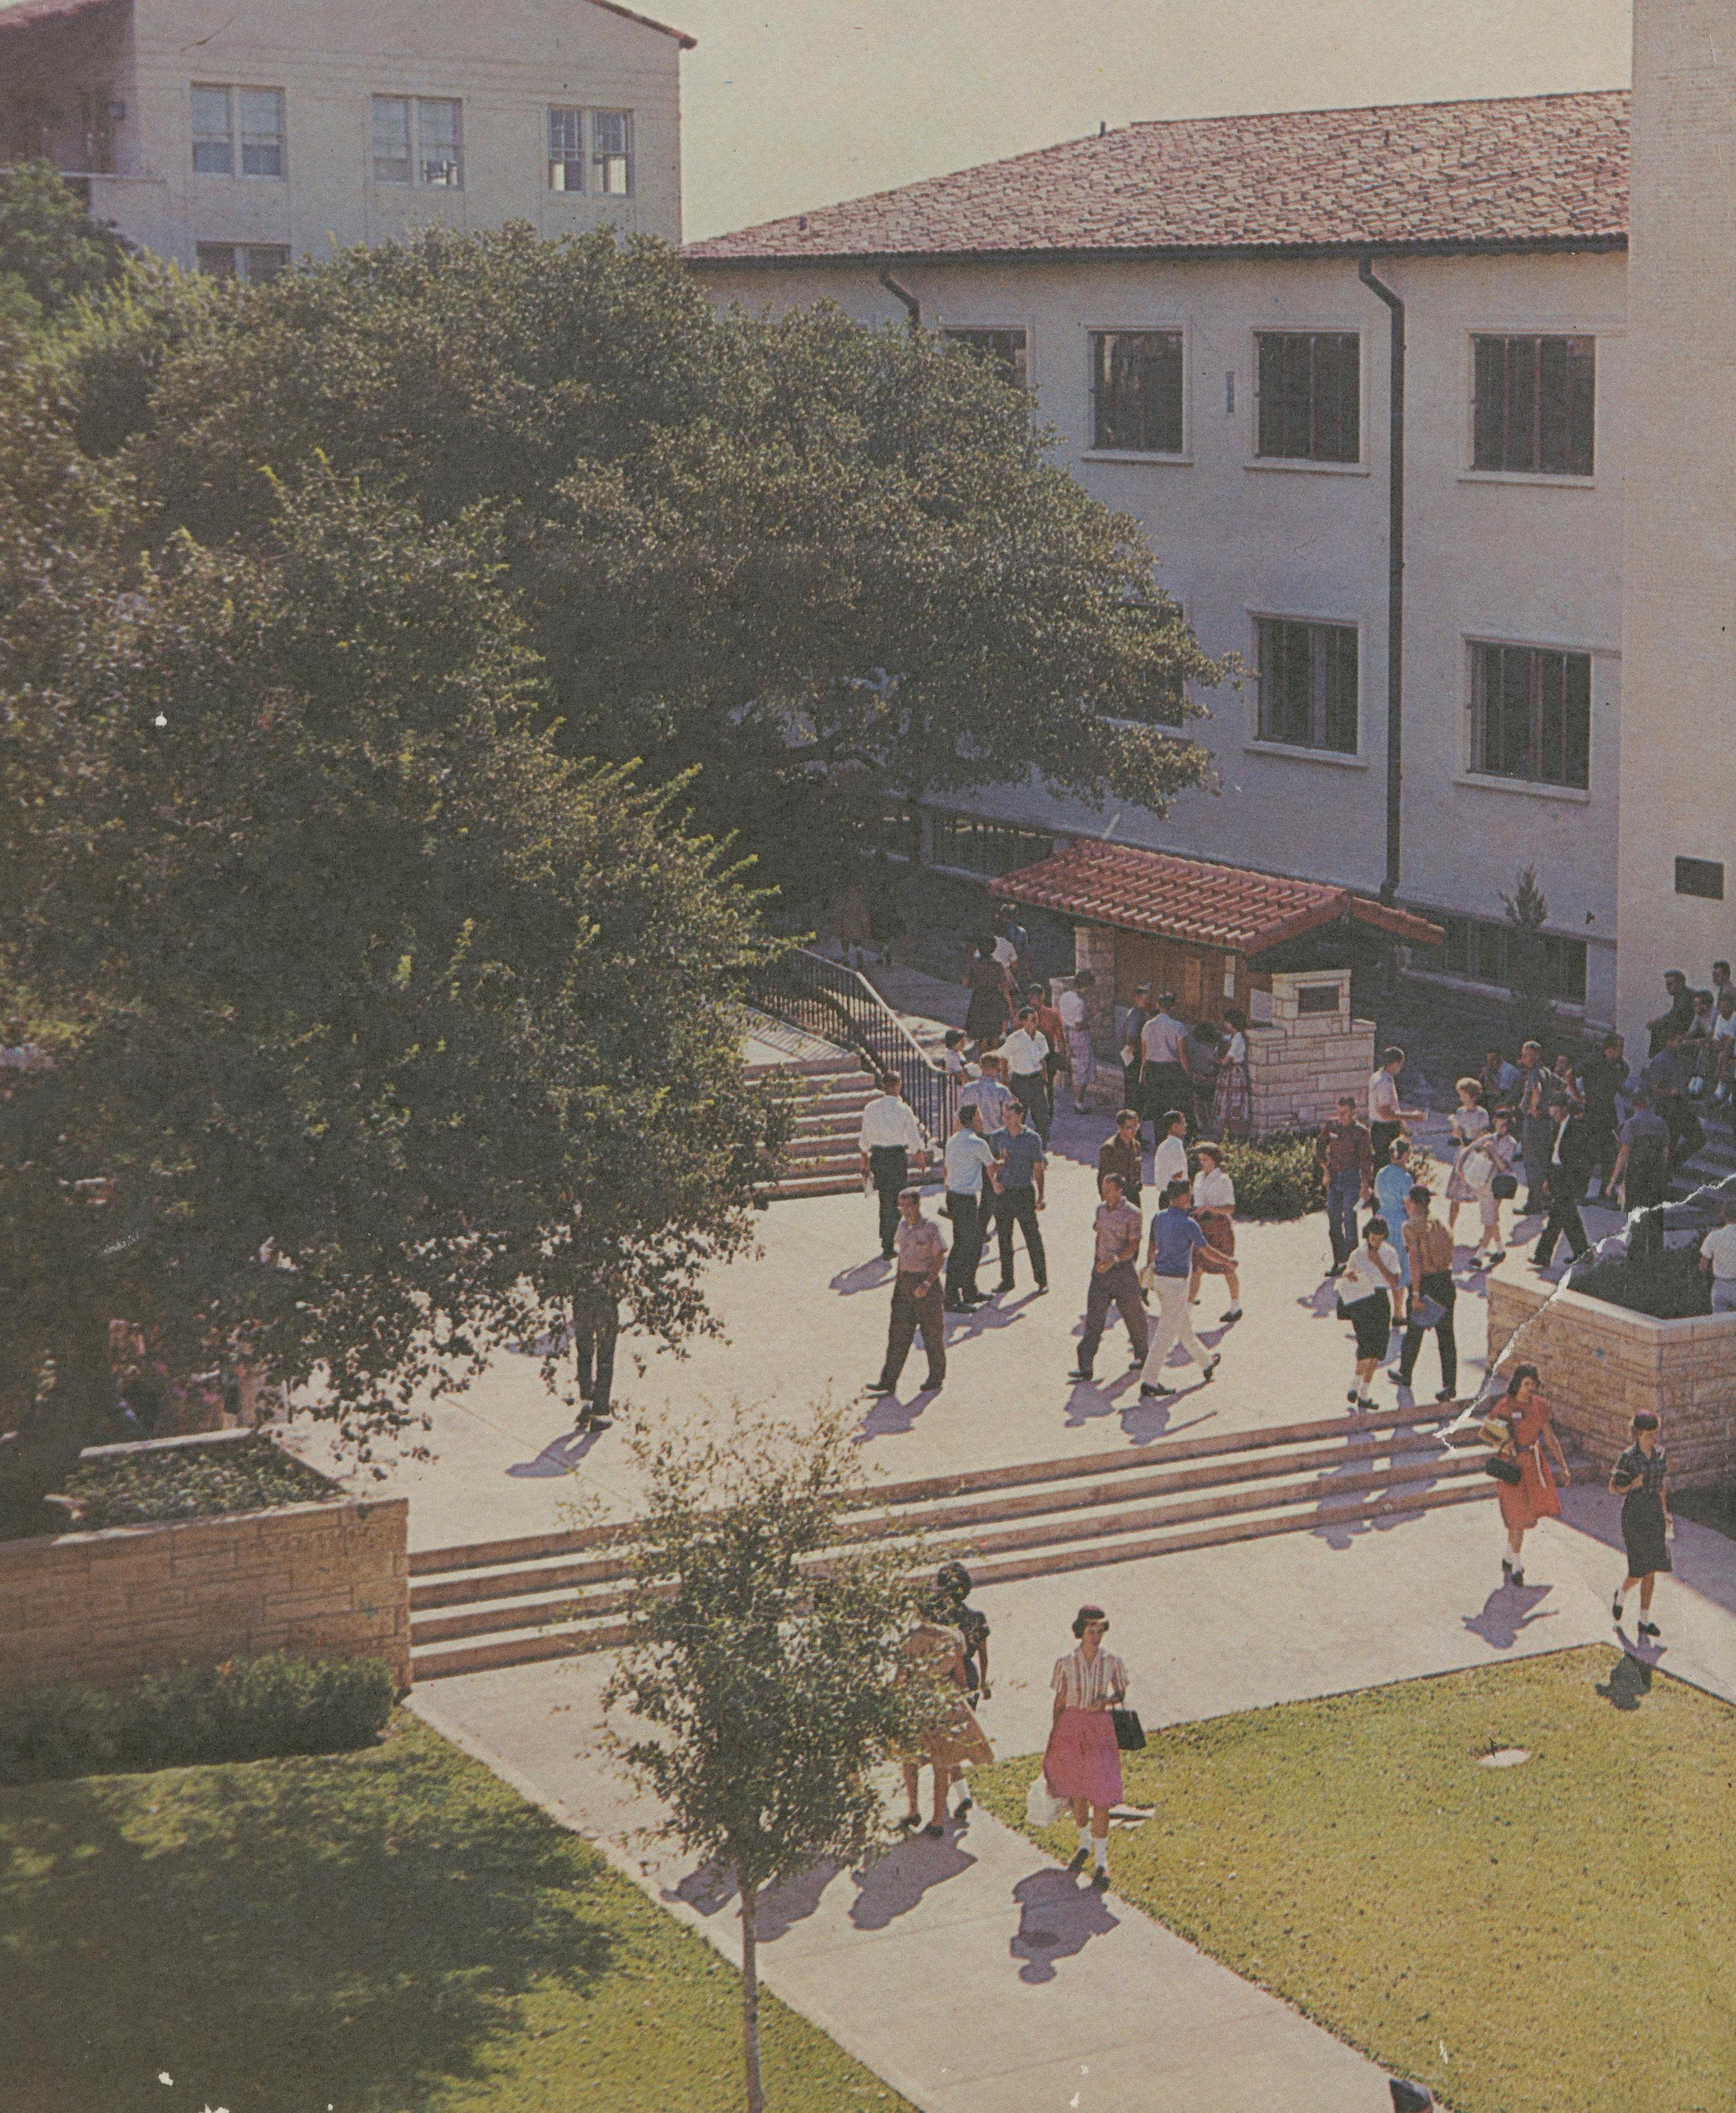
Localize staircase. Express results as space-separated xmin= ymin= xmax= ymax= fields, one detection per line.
xmin=408 ymin=1405 xmax=1495 ymax=1682
xmin=1673 ymin=1096 xmax=1736 ymax=1200
xmin=751 ymin=1052 xmax=881 ymax=1202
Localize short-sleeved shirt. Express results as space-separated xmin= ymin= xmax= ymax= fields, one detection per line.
xmin=1141 ymin=1012 xmax=1188 ymax=1066
xmin=1052 ymin=1646 xmax=1129 ymax=1710
xmin=999 ymin=1028 xmax=1049 ymax=1075
xmin=1701 ymin=1221 xmax=1736 ymax=1280
xmin=944 ymin=1129 xmax=998 ymax=1197
xmin=892 ymin=1215 xmax=947 ymax=1279
xmin=1340 ymin=1240 xmax=1401 ymax=1303
xmin=1715 ymin=1008 xmax=1736 ymax=1045
xmin=1149 ymin=1206 xmax=1206 ymax=1277
xmin=1193 ymin=1168 xmax=1235 ymax=1211
xmin=1152 ymin=1134 xmax=1189 ymax=1194
xmin=991 ymin=1128 xmax=1046 ymax=1188
xmin=1057 ymin=990 xmax=1088 ymax=1030
xmin=1368 ymin=1068 xmax=1402 ymax=1123
xmin=957 ymin=1076 xmax=1016 ymax=1128
xmin=1619 ymin=1107 xmax=1671 ymax=1175
xmin=1613 ymin=1443 xmax=1668 ymax=1499
xmin=1093 ymin=1199 xmax=1143 ymax=1267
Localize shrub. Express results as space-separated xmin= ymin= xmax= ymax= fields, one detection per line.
xmin=0 ymin=1652 xmax=395 ymax=1784
xmin=1572 ymin=1246 xmax=1710 ymax=1322
xmin=62 ymin=1437 xmax=333 ymax=1530
xmin=1215 ymin=1132 xmax=1321 ymax=1221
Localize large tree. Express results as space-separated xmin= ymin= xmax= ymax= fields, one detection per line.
xmin=0 ymin=161 xmax=130 ymax=334
xmin=40 ymin=226 xmax=1226 ymax=900
xmin=0 ymin=466 xmax=776 ymax=1465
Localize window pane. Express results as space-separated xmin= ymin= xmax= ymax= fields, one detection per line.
xmin=1564 ymin=336 xmax=1595 ymax=476
xmin=1471 ymin=336 xmax=1505 ymax=471
xmin=1255 ymin=333 xmax=1358 ymax=461
xmin=942 ymin=327 xmax=1028 ymax=393
xmin=238 ymin=87 xmax=284 ymax=176
xmin=1280 ymin=334 xmax=1312 ymax=458
xmin=194 ymin=241 xmax=237 ymax=276
xmin=1255 ymin=333 xmax=1285 ymax=458
xmin=1092 ymin=331 xmax=1182 ymax=452
xmin=241 ymin=244 xmax=289 ymax=285
xmin=549 ymin=105 xmax=584 ymax=190
xmin=372 ymin=95 xmax=411 ymax=182
xmin=1322 ymin=625 xmax=1359 ymax=752
xmin=593 ymin=108 xmax=631 ymax=194
xmin=418 ymin=98 xmax=462 ymax=186
xmin=192 ymin=85 xmax=232 ymax=174
xmin=1560 ymin=652 xmax=1591 ymax=788
xmin=1537 ymin=649 xmax=1567 ymax=781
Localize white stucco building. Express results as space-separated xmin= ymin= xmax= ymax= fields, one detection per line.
xmin=688 ymin=9 xmax=1734 ymax=1054
xmin=0 ymin=0 xmax=690 ymax=274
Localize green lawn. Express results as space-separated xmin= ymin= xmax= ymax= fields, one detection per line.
xmin=977 ymin=1647 xmax=1736 ymax=2113
xmin=0 ymin=1712 xmax=912 ymax=2113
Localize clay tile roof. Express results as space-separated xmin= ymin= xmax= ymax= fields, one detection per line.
xmin=989 ymin=841 xmax=1443 ymax=954
xmin=687 ymin=90 xmax=1628 ymax=263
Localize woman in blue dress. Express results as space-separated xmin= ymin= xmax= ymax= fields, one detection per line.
xmin=1373 ymin=1136 xmax=1418 ymax=1293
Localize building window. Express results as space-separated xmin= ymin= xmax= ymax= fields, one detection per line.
xmin=1425 ymin=915 xmax=1588 ymax=1006
xmin=592 ymin=109 xmax=631 ymax=194
xmin=1090 ymin=330 xmax=1183 ymax=453
xmin=372 ymin=96 xmax=461 ymax=186
xmin=195 ymin=242 xmax=291 ymax=285
xmin=1255 ymin=331 xmax=1359 ymax=463
xmin=942 ymin=327 xmax=1028 ymax=392
xmin=1470 ymin=642 xmax=1590 ymax=789
xmin=1254 ymin=617 xmax=1358 ymax=753
xmin=192 ymin=85 xmax=284 ymax=177
xmin=1473 ymin=334 xmax=1595 ymax=476
xmin=930 ymin=814 xmax=1053 ymax=878
xmin=1675 ymin=857 xmax=1725 ymax=901
xmin=549 ymin=106 xmax=584 ymax=190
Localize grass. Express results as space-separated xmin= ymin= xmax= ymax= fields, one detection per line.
xmin=0 ymin=1711 xmax=913 ymax=2113
xmin=62 ymin=1434 xmax=335 ymax=1529
xmin=976 ymin=1648 xmax=1736 ymax=2113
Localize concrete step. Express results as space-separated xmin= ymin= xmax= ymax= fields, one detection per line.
xmin=745 ymin=1055 xmax=865 ymax=1083
xmin=756 ymin=1173 xmax=868 ymax=1202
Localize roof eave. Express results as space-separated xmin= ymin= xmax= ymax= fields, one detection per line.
xmin=687 ymin=233 xmax=1626 ymax=268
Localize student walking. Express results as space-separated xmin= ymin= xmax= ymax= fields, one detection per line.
xmin=934 ymin=1560 xmax=992 ymax=1710
xmin=1532 ymin=1091 xmax=1594 ymax=1269
xmin=963 ymin=936 xmax=1013 ymax=1053
xmin=1069 ymin=1172 xmax=1150 ymax=1382
xmin=1210 ymin=1007 xmax=1252 ymax=1138
xmin=570 ymin=1285 xmax=621 ymax=1433
xmin=1316 ymin=1094 xmax=1373 ymax=1273
xmin=942 ymin=1106 xmax=998 ymax=1310
xmin=1396 ymin=1186 xmax=1457 ymax=1401
xmin=957 ymin=1051 xmax=1017 ymax=1134
xmin=858 ymin=1071 xmax=927 ymax=1260
xmin=1340 ymin=1215 xmax=1402 ymax=1409
xmin=897 ymin=1603 xmax=993 ymax=1837
xmin=1151 ymin=1104 xmax=1191 ymax=1200
xmin=1000 ymin=1005 xmax=1054 ymax=1141
xmin=988 ymin=1101 xmax=1048 ymax=1294
xmin=1058 ymin=973 xmax=1098 ymax=1111
xmin=1514 ymin=1042 xmax=1560 ymax=1213
xmin=1029 ymin=984 xmax=1068 ymax=1103
xmin=1040 ymin=1605 xmax=1129 ymax=1890
xmin=1140 ymin=992 xmax=1194 ymax=1141
xmin=1610 ymin=1413 xmax=1672 ymax=1638
xmin=1467 ymin=1108 xmax=1522 ymax=1269
xmin=1443 ymin=1076 xmax=1492 ymax=1241
xmin=870 ymin=1189 xmax=948 ymax=1396
xmin=1578 ymin=1032 xmax=1630 ymax=1188
xmin=1374 ymin=1137 xmax=1417 ymax=1293
xmin=1139 ymin=1179 xmax=1224 ymax=1397
xmin=1097 ymin=1106 xmax=1145 ymax=1210
xmin=1189 ymin=1141 xmax=1242 ymax=1325
xmin=1484 ymin=1364 xmax=1569 ymax=1587
xmin=1368 ymin=1046 xmax=1422 ymax=1166
xmin=1119 ymin=984 xmax=1152 ymax=1114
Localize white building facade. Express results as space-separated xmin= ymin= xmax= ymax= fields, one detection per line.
xmin=0 ymin=0 xmax=690 ymax=273
xmin=687 ymin=58 xmax=1722 ymax=1052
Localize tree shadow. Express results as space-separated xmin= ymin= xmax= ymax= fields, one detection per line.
xmin=1008 ymin=1866 xmax=1119 ymax=1984
xmin=1462 ymin=1583 xmax=1557 ymax=1649
xmin=1 ymin=1720 xmax=622 ymax=2112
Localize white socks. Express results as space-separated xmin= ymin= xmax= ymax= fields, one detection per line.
xmin=1077 ymin=1823 xmax=1092 ymax=1853
xmin=1093 ymin=1837 xmax=1109 ymax=1873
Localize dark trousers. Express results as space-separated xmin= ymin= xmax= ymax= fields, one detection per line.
xmin=944 ymin=1192 xmax=985 ymax=1304
xmin=1076 ymin=1260 xmax=1149 ymax=1375
xmin=1008 ymin=1069 xmax=1052 ymax=1141
xmin=1520 ymin=1118 xmax=1552 ymax=1209
xmin=1584 ymin=1118 xmax=1618 ymax=1193
xmin=870 ymin=1146 xmax=908 ymax=1255
xmin=1398 ymin=1269 xmax=1457 ymax=1393
xmin=1369 ymin=1119 xmax=1402 ymax=1168
xmin=880 ymin=1275 xmax=945 ymax=1390
xmin=993 ymin=1185 xmax=1048 ymax=1289
xmin=575 ymin=1307 xmax=619 ymax=1413
xmin=1326 ymin=1167 xmax=1362 ymax=1268
xmin=1142 ymin=1063 xmax=1193 ymax=1137
xmin=1534 ymin=1180 xmax=1590 ymax=1266
xmin=1625 ymin=1167 xmax=1668 ymax=1258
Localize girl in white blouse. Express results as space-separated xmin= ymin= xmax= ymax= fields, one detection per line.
xmin=1188 ymin=1143 xmax=1242 ymax=1324
xmin=1339 ymin=1216 xmax=1402 ymax=1409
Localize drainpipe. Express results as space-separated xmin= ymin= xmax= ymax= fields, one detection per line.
xmin=878 ymin=265 xmax=921 ymax=330
xmin=1359 ymin=255 xmax=1405 ymax=905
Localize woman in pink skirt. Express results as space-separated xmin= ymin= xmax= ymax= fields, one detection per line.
xmin=1041 ymin=1604 xmax=1129 ymax=1890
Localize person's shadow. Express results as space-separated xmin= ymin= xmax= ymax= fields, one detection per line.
xmin=831 ymin=1258 xmax=893 ymax=1297
xmin=1462 ymin=1583 xmax=1555 ymax=1649
xmin=1597 ymin=1649 xmax=1654 ymax=1709
xmin=1008 ymin=1867 xmax=1119 ymax=1984
xmin=1298 ymin=1278 xmax=1343 ymax=1322
xmin=855 ymin=1385 xmax=940 ymax=1441
xmin=506 ymin=1428 xmax=603 ymax=1476
xmin=849 ymin=1831 xmax=977 ymax=1930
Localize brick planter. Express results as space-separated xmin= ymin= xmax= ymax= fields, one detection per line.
xmin=1486 ymin=1269 xmax=1736 ymax=1487
xmin=0 ymin=1432 xmax=410 ymax=1693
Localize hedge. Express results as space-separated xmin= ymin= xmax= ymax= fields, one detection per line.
xmin=62 ymin=1437 xmax=333 ymax=1530
xmin=0 ymin=1652 xmax=396 ymax=1784
xmin=1572 ymin=1245 xmax=1711 ymax=1322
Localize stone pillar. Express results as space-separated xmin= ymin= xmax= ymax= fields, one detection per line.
xmin=1244 ymin=971 xmax=1373 ymax=1136
xmin=1072 ymin=923 xmax=1117 ymax=1048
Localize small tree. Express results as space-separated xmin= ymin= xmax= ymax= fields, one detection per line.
xmin=0 ymin=161 xmax=130 ymax=329
xmin=1501 ymin=865 xmax=1554 ymax=1045
xmin=603 ymin=1406 xmax=933 ymax=2113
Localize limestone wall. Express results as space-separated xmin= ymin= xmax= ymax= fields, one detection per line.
xmin=1486 ymin=1271 xmax=1736 ymax=1487
xmin=1247 ymin=972 xmax=1374 ymax=1137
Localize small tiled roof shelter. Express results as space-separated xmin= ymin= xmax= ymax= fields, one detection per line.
xmin=990 ymin=840 xmax=1442 ymax=1024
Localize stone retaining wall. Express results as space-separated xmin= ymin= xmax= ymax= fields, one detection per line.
xmin=0 ymin=1467 xmax=411 ymax=1693
xmin=1486 ymin=1270 xmax=1736 ymax=1487
xmin=1247 ymin=973 xmax=1376 ymax=1138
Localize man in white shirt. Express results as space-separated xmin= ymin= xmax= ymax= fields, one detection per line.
xmin=858 ymin=1070 xmax=927 ymax=1259
xmin=1151 ymin=1108 xmax=1190 ymax=1198
xmin=1368 ymin=1045 xmax=1422 ymax=1165
xmin=1701 ymin=1199 xmax=1736 ymax=1312
xmin=1712 ymin=989 xmax=1736 ymax=1104
xmin=942 ymin=1105 xmax=998 ymax=1309
xmin=1056 ymin=973 xmax=1097 ymax=1112
xmin=998 ymin=1007 xmax=1053 ymax=1141
xmin=1140 ymin=992 xmax=1193 ymax=1142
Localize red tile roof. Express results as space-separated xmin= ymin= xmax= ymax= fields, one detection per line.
xmin=688 ymin=90 xmax=1628 ymax=263
xmin=990 ymin=841 xmax=1443 ymax=954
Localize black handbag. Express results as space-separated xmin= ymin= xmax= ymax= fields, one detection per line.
xmin=1110 ymin=1706 xmax=1146 ymax=1751
xmin=1484 ymin=1453 xmax=1523 ymax=1485
xmin=1491 ymin=1173 xmax=1519 ymax=1200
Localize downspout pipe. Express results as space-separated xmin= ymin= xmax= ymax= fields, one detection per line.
xmin=1359 ymin=255 xmax=1405 ymax=905
xmin=878 ymin=265 xmax=921 ymax=330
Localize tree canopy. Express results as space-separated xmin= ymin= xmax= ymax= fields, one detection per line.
xmin=0 ymin=162 xmax=131 ymax=334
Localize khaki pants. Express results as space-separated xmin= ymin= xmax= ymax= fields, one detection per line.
xmin=1141 ymin=1274 xmax=1212 ymax=1385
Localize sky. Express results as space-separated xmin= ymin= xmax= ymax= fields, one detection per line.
xmin=674 ymin=0 xmax=1633 ymax=240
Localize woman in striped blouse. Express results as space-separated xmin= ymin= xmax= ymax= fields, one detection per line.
xmin=1040 ymin=1605 xmax=1129 ymax=1890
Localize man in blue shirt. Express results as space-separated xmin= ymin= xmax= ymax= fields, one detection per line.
xmin=942 ymin=1105 xmax=998 ymax=1311
xmin=1140 ymin=1178 xmax=1225 ymax=1396
xmin=987 ymin=1101 xmax=1048 ymax=1294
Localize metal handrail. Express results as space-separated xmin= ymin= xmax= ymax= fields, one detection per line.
xmin=753 ymin=948 xmax=959 ymax=1148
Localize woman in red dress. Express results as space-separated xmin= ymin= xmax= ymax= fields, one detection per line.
xmin=1486 ymin=1363 xmax=1570 ymax=1588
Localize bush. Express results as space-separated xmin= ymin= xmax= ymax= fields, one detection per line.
xmin=1572 ymin=1246 xmax=1710 ymax=1321
xmin=1216 ymin=1132 xmax=1321 ymax=1221
xmin=0 ymin=1652 xmax=395 ymax=1784
xmin=62 ymin=1436 xmax=333 ymax=1530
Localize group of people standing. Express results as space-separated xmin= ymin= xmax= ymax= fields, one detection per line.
xmin=1118 ymin=987 xmax=1252 ymax=1145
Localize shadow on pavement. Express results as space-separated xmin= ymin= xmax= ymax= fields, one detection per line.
xmin=1008 ymin=1866 xmax=1120 ymax=1984
xmin=831 ymin=1257 xmax=894 ymax=1297
xmin=855 ymin=1386 xmax=940 ymax=1441
xmin=1462 ymin=1582 xmax=1557 ymax=1649
xmin=850 ymin=1832 xmax=978 ymax=1930
xmin=506 ymin=1428 xmax=603 ymax=1477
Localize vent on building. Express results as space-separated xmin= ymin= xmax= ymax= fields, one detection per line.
xmin=1675 ymin=857 xmax=1725 ymax=901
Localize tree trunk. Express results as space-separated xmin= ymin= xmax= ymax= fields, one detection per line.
xmin=739 ymin=1870 xmax=764 ymax=2113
